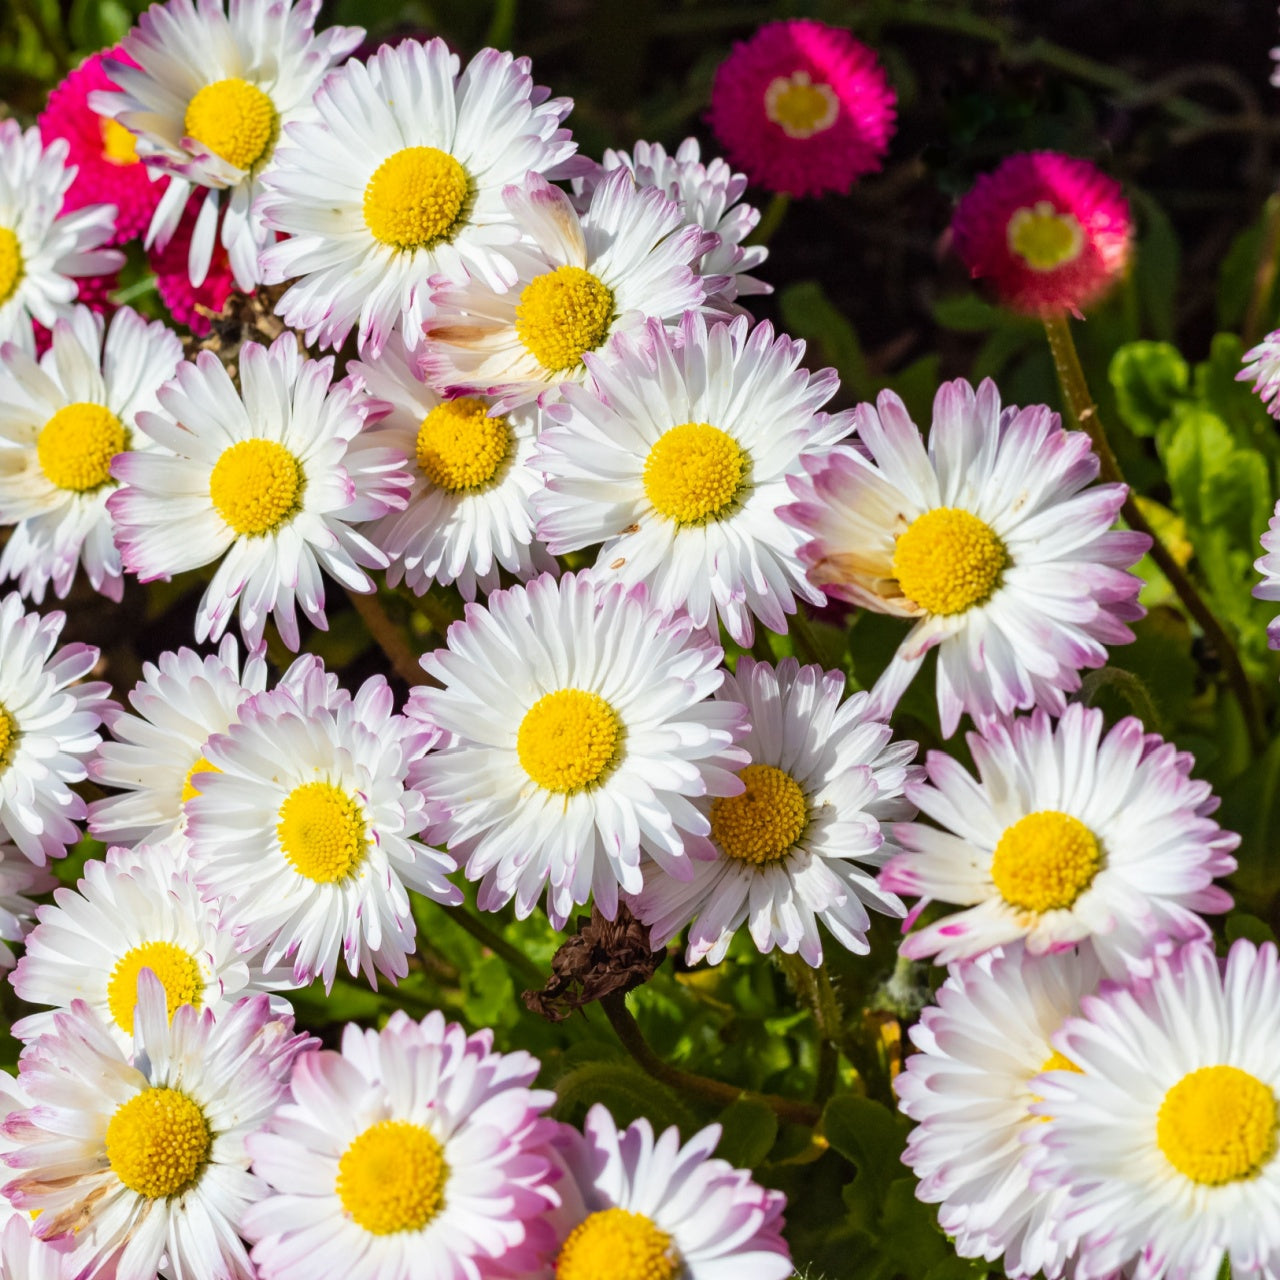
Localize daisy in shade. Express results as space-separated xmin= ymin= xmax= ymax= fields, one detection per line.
xmin=781 ymin=378 xmax=1149 ymax=735
xmin=1240 ymin=329 xmax=1280 ymax=420
xmin=409 ymin=572 xmax=749 ymax=929
xmin=538 ymin=1102 xmax=791 ymax=1280
xmin=38 ymin=47 xmax=164 ymax=243
xmin=708 ymin=19 xmax=896 ymax=198
xmin=259 ymin=39 xmax=586 ymax=358
xmin=108 ymin=334 xmax=412 ymax=650
xmin=0 ymin=120 xmax=122 ymax=352
xmin=0 ymin=844 xmax=55 ymax=969
xmin=0 ymin=592 xmax=112 ymax=864
xmin=632 ymin=657 xmax=917 ymax=967
xmin=951 ymin=152 xmax=1133 ymax=315
xmin=422 ymin=167 xmax=710 ymax=412
xmin=349 ymin=335 xmax=550 ymax=601
xmin=1252 ymin=501 xmax=1280 ymax=648
xmin=244 ymin=1010 xmax=560 ymax=1280
xmin=534 ymin=312 xmax=850 ymax=646
xmin=1 ymin=973 xmax=309 ymax=1280
xmin=0 ymin=304 xmax=182 ymax=604
xmin=149 ymin=194 xmax=236 ymax=337
xmin=883 ymin=703 xmax=1238 ymax=976
xmin=187 ymin=667 xmax=460 ymax=990
xmin=896 ymin=946 xmax=1103 ymax=1279
xmin=92 ymin=0 xmax=361 ymax=290
xmin=1031 ymin=940 xmax=1280 ymax=1280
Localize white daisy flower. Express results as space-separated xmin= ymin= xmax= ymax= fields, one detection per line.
xmin=1239 ymin=327 xmax=1280 ymax=419
xmin=0 ymin=305 xmax=182 ymax=604
xmin=188 ymin=668 xmax=460 ymax=990
xmin=348 ymin=335 xmax=551 ymax=600
xmin=244 ymin=1010 xmax=560 ymax=1280
xmin=409 ymin=571 xmax=749 ymax=929
xmin=1 ymin=973 xmax=309 ymax=1280
xmin=0 ymin=843 xmax=54 ymax=969
xmin=1031 ymin=939 xmax=1280 ymax=1280
xmin=0 ymin=1215 xmax=76 ymax=1279
xmin=534 ymin=312 xmax=850 ymax=645
xmin=92 ymin=0 xmax=362 ymax=290
xmin=258 ymin=38 xmax=586 ymax=358
xmin=108 ymin=334 xmax=412 ymax=650
xmin=781 ymin=378 xmax=1150 ymax=735
xmin=574 ymin=136 xmax=770 ymax=313
xmin=633 ymin=657 xmax=916 ymax=967
xmin=883 ymin=703 xmax=1238 ymax=976
xmin=0 ymin=592 xmax=112 ymax=864
xmin=422 ymin=166 xmax=711 ymax=411
xmin=895 ymin=945 xmax=1103 ymax=1279
xmin=1252 ymin=500 xmax=1280 ymax=649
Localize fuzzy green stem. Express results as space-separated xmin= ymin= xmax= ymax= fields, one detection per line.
xmin=749 ymin=193 xmax=790 ymax=248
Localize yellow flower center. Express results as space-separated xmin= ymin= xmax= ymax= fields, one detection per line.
xmin=1157 ymin=1065 xmax=1278 ymax=1186
xmin=555 ymin=1208 xmax=680 ymax=1280
xmin=0 ymin=227 xmax=23 ymax=306
xmin=363 ymin=146 xmax=470 ymax=251
xmin=0 ymin=704 xmax=16 ymax=774
xmin=180 ymin=755 xmax=221 ymax=806
xmin=643 ymin=422 xmax=749 ymax=525
xmin=37 ymin=402 xmax=126 ymax=493
xmin=106 ymin=941 xmax=204 ymax=1035
xmin=105 ymin=1087 xmax=211 ymax=1199
xmin=99 ymin=115 xmax=140 ymax=166
xmin=1039 ymin=1049 xmax=1081 ymax=1075
xmin=183 ymin=78 xmax=278 ymax=171
xmin=517 ymin=689 xmax=622 ymax=794
xmin=336 ymin=1120 xmax=448 ymax=1235
xmin=892 ymin=506 xmax=1008 ymax=616
xmin=515 ymin=265 xmax=614 ymax=374
xmin=709 ymin=763 xmax=808 ymax=866
xmin=989 ymin=810 xmax=1102 ymax=914
xmin=1007 ymin=202 xmax=1086 ymax=272
xmin=415 ymin=397 xmax=511 ymax=493
xmin=276 ymin=781 xmax=366 ymax=884
xmin=209 ymin=439 xmax=303 ymax=537
xmin=764 ymin=71 xmax=840 ymax=138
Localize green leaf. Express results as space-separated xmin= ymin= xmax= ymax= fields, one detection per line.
xmin=1220 ymin=734 xmax=1280 ymax=908
xmin=1226 ymin=913 xmax=1278 ymax=946
xmin=821 ymin=1094 xmax=904 ymax=1193
xmin=1193 ymin=332 xmax=1280 ymax=463
xmin=780 ymin=281 xmax=873 ymax=401
xmin=931 ymin=294 xmax=1009 ymax=334
xmin=552 ymin=1060 xmax=698 ymax=1136
xmin=714 ymin=1096 xmax=779 ymax=1169
xmin=878 ymin=1179 xmax=951 ymax=1276
xmin=1108 ymin=341 xmax=1188 ymax=438
xmin=1131 ymin=189 xmax=1181 ymax=341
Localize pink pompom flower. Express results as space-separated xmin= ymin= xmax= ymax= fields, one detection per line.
xmin=147 ymin=194 xmax=235 ymax=336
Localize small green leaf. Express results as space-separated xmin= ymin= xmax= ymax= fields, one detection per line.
xmin=780 ymin=281 xmax=873 ymax=401
xmin=822 ymin=1094 xmax=904 ymax=1193
xmin=1108 ymin=341 xmax=1188 ymax=437
xmin=1226 ymin=914 xmax=1277 ymax=946
xmin=714 ymin=1096 xmax=779 ymax=1169
xmin=552 ymin=1061 xmax=698 ymax=1136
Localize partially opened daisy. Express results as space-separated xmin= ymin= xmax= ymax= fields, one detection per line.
xmin=534 ymin=312 xmax=849 ymax=645
xmin=245 ymin=1010 xmax=560 ymax=1280
xmin=259 ymin=38 xmax=585 ymax=357
xmin=632 ymin=657 xmax=916 ymax=967
xmin=1 ymin=973 xmax=309 ymax=1280
xmin=92 ymin=0 xmax=362 ymax=289
xmin=884 ymin=703 xmax=1237 ymax=976
xmin=782 ymin=378 xmax=1149 ymax=735
xmin=422 ymin=167 xmax=710 ymax=411
xmin=1031 ymin=940 xmax=1280 ymax=1280
xmin=0 ymin=305 xmax=182 ymax=603
xmin=0 ymin=843 xmax=54 ymax=969
xmin=409 ymin=572 xmax=749 ymax=928
xmin=896 ymin=946 xmax=1103 ymax=1278
xmin=109 ymin=334 xmax=412 ymax=650
xmin=1240 ymin=329 xmax=1280 ymax=420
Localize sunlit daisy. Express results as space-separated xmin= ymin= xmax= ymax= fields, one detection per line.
xmin=245 ymin=1009 xmax=559 ymax=1280
xmin=93 ymin=0 xmax=362 ymax=289
xmin=409 ymin=571 xmax=749 ymax=929
xmin=0 ymin=305 xmax=182 ymax=604
xmin=109 ymin=334 xmax=412 ymax=650
xmin=884 ymin=703 xmax=1237 ymax=975
xmin=422 ymin=167 xmax=710 ymax=411
xmin=782 ymin=378 xmax=1149 ymax=735
xmin=632 ymin=657 xmax=916 ymax=966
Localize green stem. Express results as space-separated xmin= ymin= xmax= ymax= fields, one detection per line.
xmin=485 ymin=0 xmax=518 ymax=50
xmin=748 ymin=193 xmax=790 ymax=248
xmin=1243 ymin=193 xmax=1280 ymax=348
xmin=346 ymin=588 xmax=422 ymax=687
xmin=444 ymin=903 xmax=544 ymax=985
xmin=788 ymin=609 xmax=824 ymax=668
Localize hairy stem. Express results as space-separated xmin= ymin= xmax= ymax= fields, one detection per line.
xmin=346 ymin=588 xmax=423 ymax=687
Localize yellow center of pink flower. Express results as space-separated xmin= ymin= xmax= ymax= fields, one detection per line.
xmin=989 ymin=810 xmax=1102 ymax=914
xmin=363 ymin=146 xmax=470 ymax=251
xmin=415 ymin=398 xmax=510 ymax=493
xmin=1157 ymin=1066 xmax=1277 ymax=1186
xmin=710 ymin=764 xmax=808 ymax=866
xmin=764 ymin=71 xmax=839 ymax=138
xmin=184 ymin=78 xmax=278 ymax=171
xmin=336 ymin=1120 xmax=448 ymax=1234
xmin=555 ymin=1208 xmax=680 ymax=1280
xmin=105 ymin=1087 xmax=211 ymax=1198
xmin=1007 ymin=202 xmax=1085 ymax=272
xmin=0 ymin=227 xmax=25 ymax=307
xmin=209 ymin=439 xmax=303 ymax=536
xmin=517 ymin=689 xmax=622 ymax=793
xmin=181 ymin=755 xmax=221 ymax=806
xmin=276 ymin=781 xmax=366 ymax=883
xmin=100 ymin=116 xmax=140 ymax=166
xmin=892 ymin=506 xmax=1007 ymax=616
xmin=643 ymin=422 xmax=748 ymax=525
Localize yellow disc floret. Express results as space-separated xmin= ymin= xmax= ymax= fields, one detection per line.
xmin=336 ymin=1120 xmax=448 ymax=1235
xmin=1008 ymin=202 xmax=1086 ymax=272
xmin=105 ymin=1087 xmax=211 ymax=1199
xmin=517 ymin=689 xmax=622 ymax=794
xmin=0 ymin=227 xmax=23 ymax=306
xmin=106 ymin=941 xmax=204 ymax=1035
xmin=643 ymin=422 xmax=749 ymax=525
xmin=515 ymin=266 xmax=614 ymax=373
xmin=1157 ymin=1065 xmax=1278 ymax=1186
xmin=37 ymin=402 xmax=126 ymax=493
xmin=100 ymin=116 xmax=140 ymax=166
xmin=416 ymin=398 xmax=511 ymax=493
xmin=764 ymin=71 xmax=840 ymax=138
xmin=0 ymin=704 xmax=16 ymax=774
xmin=989 ymin=810 xmax=1102 ymax=914
xmin=1039 ymin=1049 xmax=1081 ymax=1075
xmin=276 ymin=781 xmax=366 ymax=883
xmin=363 ymin=146 xmax=469 ymax=251
xmin=555 ymin=1207 xmax=680 ymax=1280
xmin=710 ymin=763 xmax=808 ymax=866
xmin=892 ymin=506 xmax=1008 ymax=616
xmin=183 ymin=78 xmax=278 ymax=171
xmin=181 ymin=755 xmax=221 ymax=806
xmin=209 ymin=439 xmax=303 ymax=536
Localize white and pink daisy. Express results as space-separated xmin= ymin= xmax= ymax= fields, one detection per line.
xmin=1253 ymin=499 xmax=1280 ymax=648
xmin=1240 ymin=329 xmax=1280 ymax=420
xmin=0 ymin=843 xmax=54 ymax=969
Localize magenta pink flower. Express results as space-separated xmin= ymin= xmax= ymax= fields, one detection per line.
xmin=148 ymin=195 xmax=234 ymax=336
xmin=708 ymin=19 xmax=895 ymax=198
xmin=951 ymin=151 xmax=1133 ymax=314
